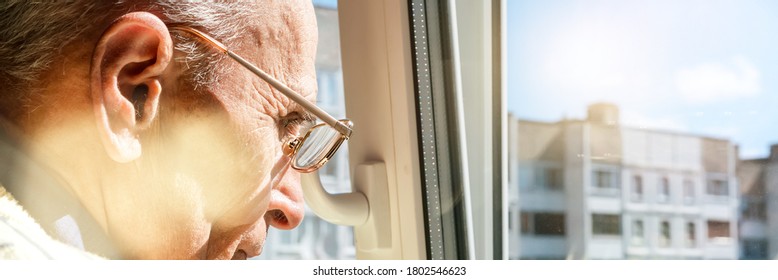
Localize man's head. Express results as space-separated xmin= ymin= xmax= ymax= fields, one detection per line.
xmin=0 ymin=0 xmax=317 ymax=259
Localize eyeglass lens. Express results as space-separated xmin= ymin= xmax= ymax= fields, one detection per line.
xmin=294 ymin=124 xmax=343 ymax=170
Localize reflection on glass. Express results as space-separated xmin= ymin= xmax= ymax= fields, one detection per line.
xmin=294 ymin=124 xmax=342 ymax=169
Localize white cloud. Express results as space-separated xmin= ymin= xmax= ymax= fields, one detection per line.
xmin=675 ymin=55 xmax=761 ymax=102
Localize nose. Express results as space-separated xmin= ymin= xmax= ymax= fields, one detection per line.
xmin=265 ymin=166 xmax=305 ymax=230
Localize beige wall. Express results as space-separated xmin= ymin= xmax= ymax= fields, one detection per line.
xmin=517 ymin=121 xmax=565 ymax=162
xmin=702 ymin=138 xmax=731 ymax=174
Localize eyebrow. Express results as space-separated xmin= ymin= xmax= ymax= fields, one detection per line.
xmin=295 ymin=108 xmax=317 ymax=125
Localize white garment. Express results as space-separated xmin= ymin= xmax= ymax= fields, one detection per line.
xmin=0 ymin=187 xmax=101 ymax=260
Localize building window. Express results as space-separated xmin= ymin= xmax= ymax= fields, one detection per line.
xmin=683 ymin=179 xmax=695 ymax=204
xmin=592 ymin=168 xmax=620 ymax=196
xmin=521 ymin=212 xmax=565 ymax=236
xmin=534 ymin=166 xmax=564 ymax=190
xmin=707 ymin=220 xmax=731 ymax=245
xmin=592 ymin=214 xmax=621 ymax=236
xmin=520 ymin=212 xmax=531 ymax=234
xmin=685 ymin=222 xmax=696 ymax=248
xmin=657 ymin=177 xmax=670 ymax=203
xmin=659 ymin=220 xmax=671 ymax=247
xmin=534 ymin=213 xmax=566 ymax=235
xmin=631 ymin=175 xmax=643 ymax=202
xmin=742 ymin=239 xmax=768 ymax=259
xmin=743 ymin=199 xmax=766 ymax=220
xmin=631 ymin=219 xmax=644 ymax=246
xmin=593 ymin=170 xmax=614 ymax=189
xmin=706 ymin=179 xmax=728 ymax=196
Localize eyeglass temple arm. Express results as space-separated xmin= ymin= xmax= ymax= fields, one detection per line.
xmin=227 ymin=52 xmax=352 ymax=137
xmin=170 ymin=26 xmax=352 ymax=138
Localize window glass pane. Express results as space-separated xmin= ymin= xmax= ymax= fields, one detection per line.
xmin=742 ymin=239 xmax=768 ymax=259
xmin=533 ymin=213 xmax=566 ymax=236
xmin=659 ymin=220 xmax=671 ymax=248
xmin=707 ymin=179 xmax=729 ymax=196
xmin=631 ymin=175 xmax=643 ymax=202
xmin=686 ymin=222 xmax=696 ymax=248
xmin=534 ymin=166 xmax=564 ymax=190
xmin=707 ymin=221 xmax=732 ymax=245
xmin=683 ymin=179 xmax=695 ymax=204
xmin=507 ymin=0 xmax=775 ymax=260
xmin=592 ymin=170 xmax=611 ymax=189
xmin=520 ymin=212 xmax=532 ymax=234
xmin=657 ymin=177 xmax=670 ymax=203
xmin=631 ymin=220 xmax=644 ymax=246
xmin=549 ymin=168 xmax=563 ymax=189
xmin=592 ymin=214 xmax=621 ymax=236
xmin=591 ymin=166 xmax=620 ymax=196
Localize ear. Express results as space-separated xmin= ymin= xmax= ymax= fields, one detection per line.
xmin=90 ymin=12 xmax=173 ymax=163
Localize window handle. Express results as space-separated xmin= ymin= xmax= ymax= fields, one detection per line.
xmin=300 ymin=162 xmax=386 ymax=227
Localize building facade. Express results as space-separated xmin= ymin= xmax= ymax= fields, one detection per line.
xmin=737 ymin=158 xmax=768 ymax=259
xmin=767 ymin=146 xmax=778 ymax=259
xmin=509 ymin=104 xmax=740 ymax=259
xmin=738 ymin=145 xmax=778 ymax=259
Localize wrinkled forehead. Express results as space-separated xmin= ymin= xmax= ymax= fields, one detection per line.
xmin=237 ymin=0 xmax=318 ymax=101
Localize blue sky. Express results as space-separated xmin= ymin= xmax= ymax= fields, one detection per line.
xmin=313 ymin=0 xmax=337 ymax=9
xmin=508 ymin=0 xmax=778 ymax=159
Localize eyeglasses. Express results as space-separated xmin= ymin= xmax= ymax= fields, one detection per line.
xmin=170 ymin=25 xmax=353 ymax=173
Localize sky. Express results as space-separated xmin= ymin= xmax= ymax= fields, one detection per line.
xmin=313 ymin=0 xmax=337 ymax=9
xmin=507 ymin=0 xmax=778 ymax=159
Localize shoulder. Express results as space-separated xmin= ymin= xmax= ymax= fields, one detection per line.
xmin=0 ymin=187 xmax=103 ymax=260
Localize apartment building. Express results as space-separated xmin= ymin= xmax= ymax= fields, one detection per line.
xmin=508 ymin=103 xmax=739 ymax=259
xmin=738 ymin=145 xmax=778 ymax=259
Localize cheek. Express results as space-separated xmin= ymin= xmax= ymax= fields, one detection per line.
xmin=160 ymin=113 xmax=277 ymax=220
xmin=208 ymin=124 xmax=279 ymax=225
xmin=201 ymin=124 xmax=287 ymax=259
xmin=105 ymin=172 xmax=212 ymax=259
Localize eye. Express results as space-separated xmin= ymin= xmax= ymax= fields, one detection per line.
xmin=283 ymin=118 xmax=306 ymax=136
xmin=279 ymin=112 xmax=315 ymax=138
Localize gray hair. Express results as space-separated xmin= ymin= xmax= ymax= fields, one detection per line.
xmin=0 ymin=1 xmax=251 ymax=102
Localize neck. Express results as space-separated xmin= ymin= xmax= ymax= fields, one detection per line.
xmin=25 ymin=117 xmax=110 ymax=232
xmin=0 ymin=114 xmax=121 ymax=258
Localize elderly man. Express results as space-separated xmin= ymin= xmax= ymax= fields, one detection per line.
xmin=0 ymin=0 xmax=351 ymax=259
